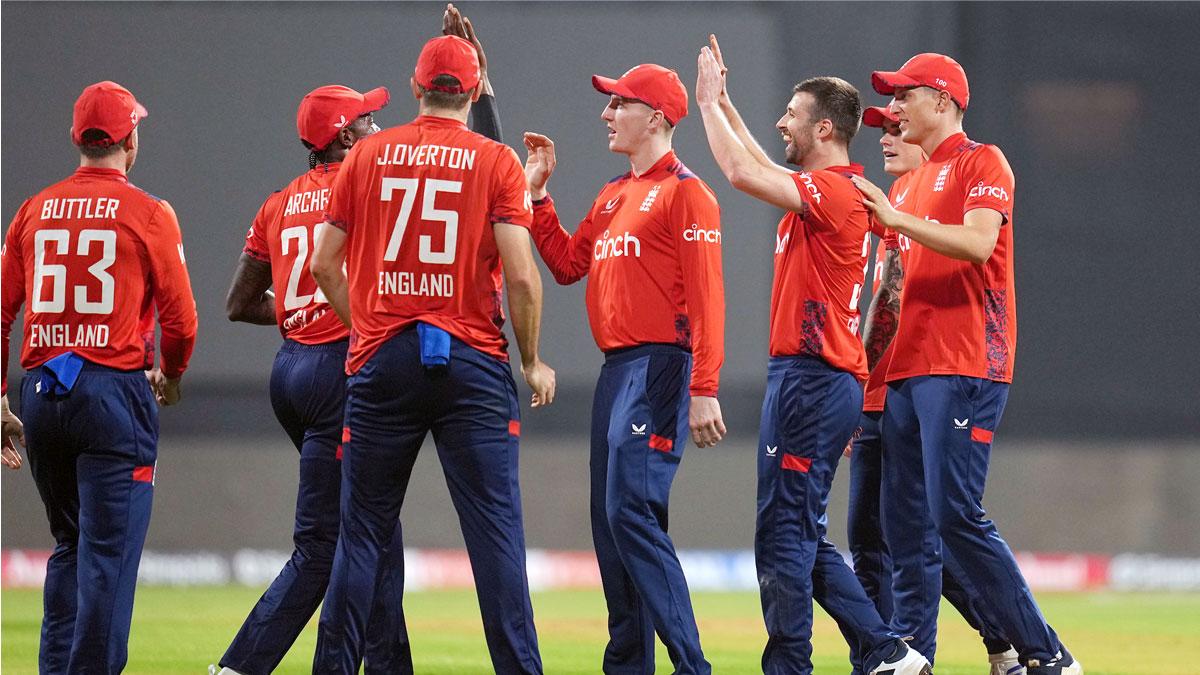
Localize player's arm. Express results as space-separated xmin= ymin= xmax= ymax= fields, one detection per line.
xmin=226 ymin=254 xmax=275 ymax=325
xmin=1 ymin=207 xmax=27 ymax=468
xmin=495 ymin=223 xmax=556 ymax=407
xmin=706 ymin=35 xmax=775 ymax=170
xmin=522 ymin=132 xmax=595 ymax=285
xmin=444 ymin=4 xmax=503 ymax=142
xmin=695 ymin=45 xmax=804 ymax=213
xmin=853 ymin=177 xmax=1001 ymax=264
xmin=862 ymin=239 xmax=904 ymax=370
xmin=673 ymin=182 xmax=728 ymax=448
xmin=147 ymin=200 xmax=199 ymax=405
xmin=310 ymin=223 xmax=350 ymax=327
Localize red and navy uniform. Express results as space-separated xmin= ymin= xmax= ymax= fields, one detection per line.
xmin=846 ymin=174 xmax=1013 ymax=670
xmin=1 ymin=167 xmax=197 ymax=673
xmin=531 ymin=150 xmax=723 ymax=674
xmin=313 ymin=115 xmax=541 ymax=675
xmin=753 ymin=164 xmax=910 ymax=673
xmin=219 ymin=162 xmax=410 ymax=675
xmin=879 ymin=133 xmax=1063 ymax=666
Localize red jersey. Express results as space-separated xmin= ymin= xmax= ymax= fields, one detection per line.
xmin=769 ymin=164 xmax=872 ymax=380
xmin=324 ymin=115 xmax=532 ymax=374
xmin=530 ymin=151 xmax=725 ymax=397
xmin=885 ymin=133 xmax=1017 ymax=383
xmin=2 ymin=167 xmax=197 ymax=393
xmin=862 ymin=171 xmax=916 ymax=412
xmin=243 ymin=164 xmax=348 ymax=344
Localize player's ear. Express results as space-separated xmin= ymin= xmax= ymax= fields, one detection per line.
xmin=336 ymin=125 xmax=355 ymax=150
xmin=470 ymin=83 xmax=482 ymax=104
xmin=410 ymin=77 xmax=422 ymax=102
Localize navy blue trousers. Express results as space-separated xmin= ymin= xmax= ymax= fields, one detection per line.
xmin=314 ymin=330 xmax=540 ymax=674
xmin=755 ymin=357 xmax=900 ymax=675
xmin=221 ymin=340 xmax=410 ymax=675
xmin=881 ymin=375 xmax=1058 ymax=665
xmin=848 ymin=411 xmax=1011 ymax=671
xmin=21 ymin=363 xmax=158 ymax=675
xmin=590 ymin=344 xmax=708 ymax=675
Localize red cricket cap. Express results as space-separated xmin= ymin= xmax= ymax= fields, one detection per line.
xmin=871 ymin=53 xmax=970 ymax=110
xmin=592 ymin=64 xmax=688 ymax=126
xmin=862 ymin=105 xmax=899 ymax=128
xmin=296 ymin=85 xmax=390 ymax=150
xmin=414 ymin=35 xmax=481 ymax=94
xmin=71 ymin=81 xmax=148 ymax=146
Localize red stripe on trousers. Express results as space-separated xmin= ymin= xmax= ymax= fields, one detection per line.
xmin=648 ymin=434 xmax=673 ymax=452
xmin=508 ymin=420 xmax=521 ymax=437
xmin=971 ymin=427 xmax=994 ymax=443
xmin=132 ymin=466 xmax=154 ymax=483
xmin=781 ymin=454 xmax=812 ymax=473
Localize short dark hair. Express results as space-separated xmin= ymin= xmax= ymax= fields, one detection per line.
xmin=76 ymin=129 xmax=126 ymax=159
xmin=419 ymin=74 xmax=472 ymax=110
xmin=793 ymin=77 xmax=862 ymax=144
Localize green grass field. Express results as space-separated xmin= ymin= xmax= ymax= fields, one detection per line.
xmin=3 ymin=588 xmax=1198 ymax=673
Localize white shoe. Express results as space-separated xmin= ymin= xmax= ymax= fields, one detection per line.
xmin=868 ymin=641 xmax=933 ymax=675
xmin=1026 ymin=648 xmax=1083 ymax=675
xmin=208 ymin=667 xmax=248 ymax=675
xmin=989 ymin=648 xmax=1026 ymax=675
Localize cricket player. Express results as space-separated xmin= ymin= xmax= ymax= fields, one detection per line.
xmin=522 ymin=59 xmax=726 ymax=674
xmin=0 ymin=81 xmax=198 ymax=673
xmin=694 ymin=38 xmax=929 ymax=675
xmin=213 ymin=8 xmax=504 ymax=674
xmin=851 ymin=105 xmax=1022 ymax=675
xmin=309 ymin=33 xmax=554 ymax=674
xmin=852 ymin=53 xmax=1081 ymax=674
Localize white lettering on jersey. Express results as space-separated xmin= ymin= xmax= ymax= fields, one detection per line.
xmin=639 ymin=185 xmax=661 ymax=212
xmin=376 ymin=143 xmax=477 ymax=171
xmin=594 ymin=230 xmax=642 ymax=260
xmin=968 ymin=182 xmax=1010 ymax=202
xmin=682 ymin=223 xmax=721 ymax=244
xmin=40 ymin=198 xmax=120 ymax=220
xmin=796 ymin=173 xmax=823 ymax=204
xmin=376 ymin=271 xmax=455 ymax=297
xmin=282 ymin=188 xmax=330 ymax=217
xmin=27 ymin=323 xmax=110 ymax=348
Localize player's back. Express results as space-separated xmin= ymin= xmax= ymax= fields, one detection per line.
xmin=4 ymin=167 xmax=194 ymax=374
xmin=246 ymin=167 xmax=348 ymax=344
xmin=325 ymin=115 xmax=532 ymax=374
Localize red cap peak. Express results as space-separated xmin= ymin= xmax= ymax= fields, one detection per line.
xmin=592 ymin=63 xmax=688 ymax=126
xmin=862 ymin=105 xmax=899 ymax=128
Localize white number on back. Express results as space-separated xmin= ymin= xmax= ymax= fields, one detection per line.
xmin=32 ymin=229 xmax=116 ymax=315
xmin=280 ymin=225 xmax=328 ymax=310
xmin=381 ymin=177 xmax=462 ymax=264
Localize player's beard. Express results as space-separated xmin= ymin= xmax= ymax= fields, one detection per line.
xmin=785 ymin=127 xmax=814 ymax=166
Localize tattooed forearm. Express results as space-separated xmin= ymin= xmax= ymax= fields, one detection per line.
xmin=862 ymin=248 xmax=904 ymax=370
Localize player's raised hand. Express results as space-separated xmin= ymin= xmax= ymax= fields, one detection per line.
xmin=521 ymin=359 xmax=556 ymax=408
xmin=708 ymin=34 xmax=730 ymax=100
xmin=851 ymin=174 xmax=901 ymax=229
xmin=523 ymin=132 xmax=557 ymax=199
xmin=695 ymin=46 xmax=724 ymax=107
xmin=443 ymin=4 xmax=488 ymax=74
xmin=1 ymin=395 xmax=25 ymax=470
xmin=689 ymin=395 xmax=727 ymax=448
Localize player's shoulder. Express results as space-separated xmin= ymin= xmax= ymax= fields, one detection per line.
xmin=956 ymin=138 xmax=1011 ymax=171
xmin=667 ymin=162 xmax=719 ymax=205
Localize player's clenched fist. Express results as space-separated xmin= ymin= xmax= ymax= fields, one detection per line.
xmin=1 ymin=395 xmax=24 ymax=470
xmin=521 ymin=358 xmax=556 ymax=408
xmin=146 ymin=368 xmax=183 ymax=406
xmin=523 ymin=132 xmax=557 ymax=200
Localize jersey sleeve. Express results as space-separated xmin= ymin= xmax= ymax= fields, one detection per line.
xmin=1 ymin=202 xmax=29 ymax=395
xmin=242 ymin=199 xmax=271 ymax=263
xmin=671 ymin=179 xmax=725 ymax=397
xmin=959 ymin=145 xmax=1015 ymax=224
xmin=530 ymin=196 xmax=596 ymax=286
xmin=147 ymin=200 xmax=198 ymax=379
xmin=790 ymin=171 xmax=856 ymax=233
xmin=882 ymin=230 xmax=901 ymax=251
xmin=324 ymin=152 xmax=359 ymax=233
xmin=489 ymin=146 xmax=533 ymax=229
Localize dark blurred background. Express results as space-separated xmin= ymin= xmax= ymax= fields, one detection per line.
xmin=4 ymin=2 xmax=1198 ymax=554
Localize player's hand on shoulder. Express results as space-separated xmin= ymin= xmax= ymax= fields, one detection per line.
xmin=851 ymin=175 xmax=900 ymax=229
xmin=1 ymin=395 xmax=24 ymax=470
xmin=521 ymin=358 xmax=556 ymax=408
xmin=523 ymin=132 xmax=557 ymax=199
xmin=689 ymin=395 xmax=727 ymax=448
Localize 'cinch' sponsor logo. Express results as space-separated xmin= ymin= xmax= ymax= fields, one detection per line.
xmin=969 ymin=182 xmax=1010 ymax=202
xmin=683 ymin=223 xmax=721 ymax=244
xmin=594 ymin=230 xmax=641 ymax=260
xmin=796 ymin=172 xmax=823 ymax=204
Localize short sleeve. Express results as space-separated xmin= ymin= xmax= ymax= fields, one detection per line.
xmin=243 ymin=200 xmax=271 ymax=262
xmin=324 ymin=153 xmax=358 ymax=232
xmin=789 ymin=171 xmax=858 ymax=232
xmin=959 ymin=145 xmax=1014 ymax=224
xmin=489 ymin=146 xmax=533 ymax=229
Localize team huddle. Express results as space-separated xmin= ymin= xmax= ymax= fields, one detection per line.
xmin=0 ymin=4 xmax=1081 ymax=675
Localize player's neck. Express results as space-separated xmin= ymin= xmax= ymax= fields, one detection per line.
xmin=418 ymin=104 xmax=469 ymax=125
xmin=799 ymin=142 xmax=850 ymax=173
xmin=920 ymin=122 xmax=965 ymax=157
xmin=627 ymin=137 xmax=672 ymax=177
xmin=78 ymin=154 xmax=128 ymax=175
